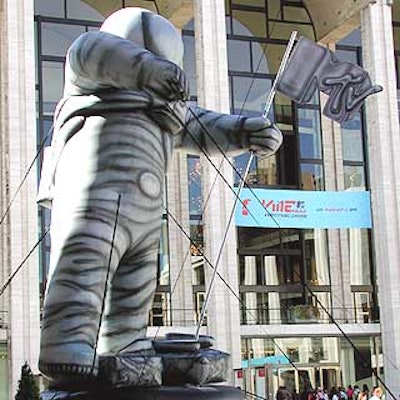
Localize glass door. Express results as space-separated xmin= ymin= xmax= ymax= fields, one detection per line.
xmin=277 ymin=367 xmax=315 ymax=394
xmin=316 ymin=367 xmax=340 ymax=391
xmin=277 ymin=366 xmax=340 ymax=395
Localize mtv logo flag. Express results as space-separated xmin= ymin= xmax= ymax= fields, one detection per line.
xmin=277 ymin=36 xmax=382 ymax=123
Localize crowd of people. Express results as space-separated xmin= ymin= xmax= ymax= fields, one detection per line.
xmin=276 ymin=384 xmax=384 ymax=400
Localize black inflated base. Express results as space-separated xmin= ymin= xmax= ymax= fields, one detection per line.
xmin=40 ymin=385 xmax=245 ymax=400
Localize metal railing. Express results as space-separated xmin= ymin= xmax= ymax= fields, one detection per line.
xmin=147 ymin=306 xmax=378 ymax=327
xmin=239 ymin=306 xmax=377 ymax=325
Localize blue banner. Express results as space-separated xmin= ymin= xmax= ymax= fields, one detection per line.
xmin=235 ymin=189 xmax=372 ymax=229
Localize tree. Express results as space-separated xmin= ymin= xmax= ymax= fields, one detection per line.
xmin=15 ymin=362 xmax=40 ymax=400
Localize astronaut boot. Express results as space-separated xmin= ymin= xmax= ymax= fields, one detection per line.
xmin=96 ymin=294 xmax=162 ymax=387
xmin=38 ymin=262 xmax=106 ymax=388
xmin=39 ymin=290 xmax=101 ymax=389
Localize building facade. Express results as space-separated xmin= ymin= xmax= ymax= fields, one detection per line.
xmin=0 ymin=0 xmax=399 ymax=399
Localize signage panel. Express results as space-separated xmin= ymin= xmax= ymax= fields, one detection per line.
xmin=235 ymin=189 xmax=372 ymax=229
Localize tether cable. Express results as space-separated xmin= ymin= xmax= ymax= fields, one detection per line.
xmin=0 ymin=227 xmax=50 ymax=297
xmin=163 ymin=101 xmax=396 ymax=397
xmin=0 ymin=126 xmax=53 ymax=227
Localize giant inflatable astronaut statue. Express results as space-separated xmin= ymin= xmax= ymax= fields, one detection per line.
xmin=37 ymin=7 xmax=282 ymax=388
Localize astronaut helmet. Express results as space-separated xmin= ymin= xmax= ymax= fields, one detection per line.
xmin=100 ymin=7 xmax=184 ymax=67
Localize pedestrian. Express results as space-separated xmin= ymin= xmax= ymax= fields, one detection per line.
xmin=331 ymin=388 xmax=339 ymax=400
xmin=347 ymin=386 xmax=354 ymax=400
xmin=353 ymin=385 xmax=360 ymax=400
xmin=276 ymin=386 xmax=294 ymax=400
xmin=370 ymin=387 xmax=383 ymax=400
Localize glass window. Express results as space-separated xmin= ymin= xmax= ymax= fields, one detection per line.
xmin=251 ymin=42 xmax=286 ymax=75
xmin=35 ymin=22 xmax=39 ymax=85
xmin=338 ymin=29 xmax=361 ymax=46
xmin=335 ymin=49 xmax=358 ymax=64
xmin=232 ymin=10 xmax=267 ymax=37
xmin=268 ymin=0 xmax=282 ymax=20
xmin=269 ymin=22 xmax=314 ymax=41
xmin=66 ymin=0 xmax=104 ymax=22
xmin=42 ymin=61 xmax=64 ymax=115
xmin=281 ymin=134 xmax=299 ymax=186
xmin=239 ymin=255 xmax=263 ymax=285
xmin=194 ymin=292 xmax=206 ymax=325
xmin=339 ymin=336 xmax=375 ymax=382
xmin=240 ymin=292 xmax=270 ymax=325
xmin=241 ymin=338 xmax=275 ymax=361
xmin=40 ymin=119 xmax=53 ymax=149
xmin=0 ymin=344 xmax=9 ymax=400
xmin=281 ymin=229 xmax=301 ymax=250
xmin=234 ymin=149 xmax=279 ymax=186
xmin=344 ymin=165 xmax=366 ymax=190
xmin=228 ymin=40 xmax=252 ymax=72
xmin=341 ymin=113 xmax=363 ymax=162
xmin=41 ymin=23 xmax=86 ymax=57
xmin=255 ymin=154 xmax=279 ymax=186
xmin=349 ymin=229 xmax=371 ymax=285
xmin=158 ymin=219 xmax=169 ymax=286
xmin=188 ymin=156 xmax=202 ymax=216
xmin=232 ymin=76 xmax=272 ymax=116
xmin=251 ymin=42 xmax=269 ymax=74
xmin=304 ymin=229 xmax=329 ymax=285
xmin=353 ymin=292 xmax=372 ymax=323
xmin=238 ymin=227 xmax=301 ymax=252
xmin=274 ymin=93 xmax=293 ymax=129
xmin=150 ymin=292 xmax=171 ymax=326
xmin=301 ymin=163 xmax=324 ymax=190
xmin=279 ymin=292 xmax=303 ymax=321
xmin=183 ymin=33 xmax=197 ymax=98
xmin=277 ymin=255 xmax=302 ymax=285
xmin=240 ymin=292 xmax=256 ymax=325
xmin=282 ymin=6 xmax=310 ymax=23
xmin=191 ymin=221 xmax=204 ymax=285
xmin=232 ymin=0 xmax=266 ymax=6
xmin=298 ymin=108 xmax=322 ymax=160
xmin=234 ymin=152 xmax=257 ymax=185
xmin=35 ymin=0 xmax=65 ymax=17
xmin=225 ymin=15 xmax=232 ymax=34
xmin=393 ymin=26 xmax=400 ymax=50
xmin=393 ymin=1 xmax=400 ymax=22
xmin=192 ymin=257 xmax=205 ymax=285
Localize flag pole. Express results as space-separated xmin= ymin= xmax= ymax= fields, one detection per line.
xmin=194 ymin=31 xmax=298 ymax=341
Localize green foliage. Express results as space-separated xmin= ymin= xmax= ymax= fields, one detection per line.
xmin=15 ymin=362 xmax=40 ymax=400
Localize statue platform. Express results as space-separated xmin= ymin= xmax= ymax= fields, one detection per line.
xmin=40 ymin=385 xmax=246 ymax=400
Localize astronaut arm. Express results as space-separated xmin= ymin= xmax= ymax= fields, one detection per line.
xmin=174 ymin=106 xmax=283 ymax=158
xmin=64 ymin=31 xmax=187 ymax=100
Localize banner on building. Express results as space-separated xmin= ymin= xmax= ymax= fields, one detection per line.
xmin=235 ymin=189 xmax=372 ymax=229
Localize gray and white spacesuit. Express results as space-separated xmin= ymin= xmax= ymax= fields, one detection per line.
xmin=38 ymin=7 xmax=282 ymax=385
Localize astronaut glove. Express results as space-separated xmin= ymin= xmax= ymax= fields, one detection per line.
xmin=242 ymin=117 xmax=283 ymax=158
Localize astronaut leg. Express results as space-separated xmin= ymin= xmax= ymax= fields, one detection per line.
xmin=97 ymin=241 xmax=159 ymax=355
xmin=39 ymin=199 xmax=125 ymax=383
xmin=94 ymin=240 xmax=162 ymax=388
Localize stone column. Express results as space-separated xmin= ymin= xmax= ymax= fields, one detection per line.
xmin=167 ymin=153 xmax=195 ymax=328
xmin=320 ymin=84 xmax=353 ymax=324
xmin=361 ymin=0 xmax=400 ymax=395
xmin=193 ymin=0 xmax=242 ymax=378
xmin=0 ymin=0 xmax=40 ymax=398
